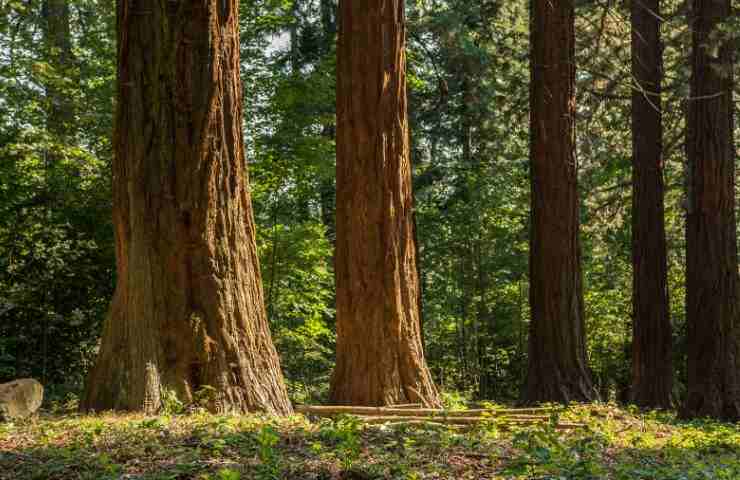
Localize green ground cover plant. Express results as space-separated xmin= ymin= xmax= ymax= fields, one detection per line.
xmin=1 ymin=404 xmax=737 ymax=480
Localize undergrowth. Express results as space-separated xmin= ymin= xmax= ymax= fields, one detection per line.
xmin=0 ymin=404 xmax=737 ymax=479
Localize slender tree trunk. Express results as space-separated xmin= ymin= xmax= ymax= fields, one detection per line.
xmin=42 ymin=0 xmax=75 ymax=199
xmin=320 ymin=0 xmax=337 ymax=48
xmin=81 ymin=0 xmax=292 ymax=416
xmin=42 ymin=0 xmax=75 ymax=140
xmin=318 ymin=0 xmax=337 ymax=239
xmin=457 ymin=77 xmax=474 ymax=392
xmin=289 ymin=1 xmax=300 ymax=73
xmin=683 ymin=0 xmax=739 ymax=421
xmin=412 ymin=208 xmax=427 ymax=355
xmin=318 ymin=1 xmax=338 ymax=331
xmin=319 ymin=123 xmax=336 ymax=245
xmin=524 ymin=0 xmax=595 ymax=404
xmin=629 ymin=0 xmax=673 ymax=409
xmin=331 ymin=0 xmax=440 ymax=408
xmin=475 ymin=239 xmax=490 ymax=399
xmin=458 ymin=253 xmax=470 ymax=388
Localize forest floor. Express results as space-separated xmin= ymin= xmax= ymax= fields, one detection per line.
xmin=0 ymin=402 xmax=738 ymax=480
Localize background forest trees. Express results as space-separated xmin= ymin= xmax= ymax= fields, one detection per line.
xmin=0 ymin=0 xmax=738 ymax=412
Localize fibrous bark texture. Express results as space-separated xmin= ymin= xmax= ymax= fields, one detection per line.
xmin=330 ymin=0 xmax=441 ymax=408
xmin=684 ymin=0 xmax=739 ymax=421
xmin=81 ymin=0 xmax=292 ymax=416
xmin=630 ymin=0 xmax=673 ymax=409
xmin=524 ymin=0 xmax=595 ymax=404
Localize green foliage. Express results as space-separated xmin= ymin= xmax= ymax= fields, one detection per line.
xmin=409 ymin=0 xmax=531 ymax=399
xmin=1 ymin=406 xmax=738 ymax=479
xmin=161 ymin=389 xmax=187 ymax=416
xmin=319 ymin=416 xmax=362 ymax=471
xmin=1 ymin=0 xmax=738 ymax=415
xmin=0 ymin=0 xmax=116 ymax=394
xmin=216 ymin=468 xmax=242 ymax=480
xmin=242 ymin=0 xmax=338 ymax=403
xmin=255 ymin=425 xmax=281 ymax=479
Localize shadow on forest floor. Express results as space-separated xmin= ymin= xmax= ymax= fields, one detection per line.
xmin=0 ymin=404 xmax=738 ymax=479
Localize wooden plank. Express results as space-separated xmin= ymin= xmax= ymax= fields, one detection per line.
xmin=357 ymin=415 xmax=584 ymax=430
xmin=295 ymin=405 xmax=561 ymax=418
xmin=389 ymin=403 xmax=423 ymax=409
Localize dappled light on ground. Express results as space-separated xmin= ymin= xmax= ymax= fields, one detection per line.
xmin=0 ymin=404 xmax=738 ymax=479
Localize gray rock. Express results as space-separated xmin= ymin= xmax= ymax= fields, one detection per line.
xmin=0 ymin=378 xmax=44 ymax=421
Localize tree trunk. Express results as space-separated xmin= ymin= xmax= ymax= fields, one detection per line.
xmin=629 ymin=0 xmax=673 ymax=409
xmin=330 ymin=0 xmax=441 ymax=408
xmin=320 ymin=0 xmax=337 ymax=48
xmin=412 ymin=208 xmax=427 ymax=355
xmin=289 ymin=0 xmax=301 ymax=73
xmin=524 ymin=0 xmax=595 ymax=404
xmin=42 ymin=0 xmax=75 ymax=140
xmin=476 ymin=239 xmax=491 ymax=399
xmin=81 ymin=0 xmax=292 ymax=416
xmin=684 ymin=0 xmax=739 ymax=421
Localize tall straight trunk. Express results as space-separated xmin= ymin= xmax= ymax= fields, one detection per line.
xmin=320 ymin=0 xmax=337 ymax=47
xmin=331 ymin=0 xmax=440 ymax=408
xmin=42 ymin=0 xmax=75 ymax=140
xmin=524 ymin=0 xmax=595 ymax=403
xmin=319 ymin=0 xmax=337 ymax=242
xmin=476 ymin=239 xmax=491 ymax=399
xmin=629 ymin=0 xmax=673 ymax=409
xmin=318 ymin=0 xmax=337 ymax=332
xmin=289 ymin=1 xmax=300 ymax=73
xmin=684 ymin=0 xmax=739 ymax=421
xmin=412 ymin=208 xmax=426 ymax=355
xmin=81 ymin=0 xmax=292 ymax=416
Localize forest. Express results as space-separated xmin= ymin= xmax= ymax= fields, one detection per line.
xmin=0 ymin=0 xmax=739 ymax=479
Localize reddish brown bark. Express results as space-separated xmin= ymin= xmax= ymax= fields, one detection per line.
xmin=684 ymin=0 xmax=739 ymax=421
xmin=523 ymin=0 xmax=595 ymax=404
xmin=81 ymin=0 xmax=292 ymax=415
xmin=330 ymin=0 xmax=440 ymax=408
xmin=629 ymin=0 xmax=673 ymax=409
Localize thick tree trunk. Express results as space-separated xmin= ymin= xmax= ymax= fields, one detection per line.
xmin=629 ymin=0 xmax=673 ymax=409
xmin=684 ymin=0 xmax=739 ymax=421
xmin=330 ymin=0 xmax=440 ymax=408
xmin=524 ymin=0 xmax=595 ymax=404
xmin=81 ymin=0 xmax=292 ymax=416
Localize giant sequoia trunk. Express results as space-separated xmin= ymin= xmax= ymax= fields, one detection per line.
xmin=684 ymin=0 xmax=739 ymax=421
xmin=330 ymin=0 xmax=440 ymax=408
xmin=629 ymin=0 xmax=673 ymax=409
xmin=524 ymin=0 xmax=595 ymax=404
xmin=81 ymin=0 xmax=292 ymax=415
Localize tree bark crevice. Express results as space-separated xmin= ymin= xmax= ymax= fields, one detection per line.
xmin=82 ymin=0 xmax=291 ymax=416
xmin=524 ymin=0 xmax=595 ymax=404
xmin=684 ymin=0 xmax=739 ymax=421
xmin=330 ymin=0 xmax=440 ymax=408
xmin=630 ymin=0 xmax=673 ymax=410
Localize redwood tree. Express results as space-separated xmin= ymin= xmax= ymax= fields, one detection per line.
xmin=330 ymin=0 xmax=440 ymax=407
xmin=524 ymin=0 xmax=595 ymax=403
xmin=630 ymin=0 xmax=673 ymax=409
xmin=81 ymin=0 xmax=292 ymax=415
xmin=684 ymin=0 xmax=739 ymax=421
